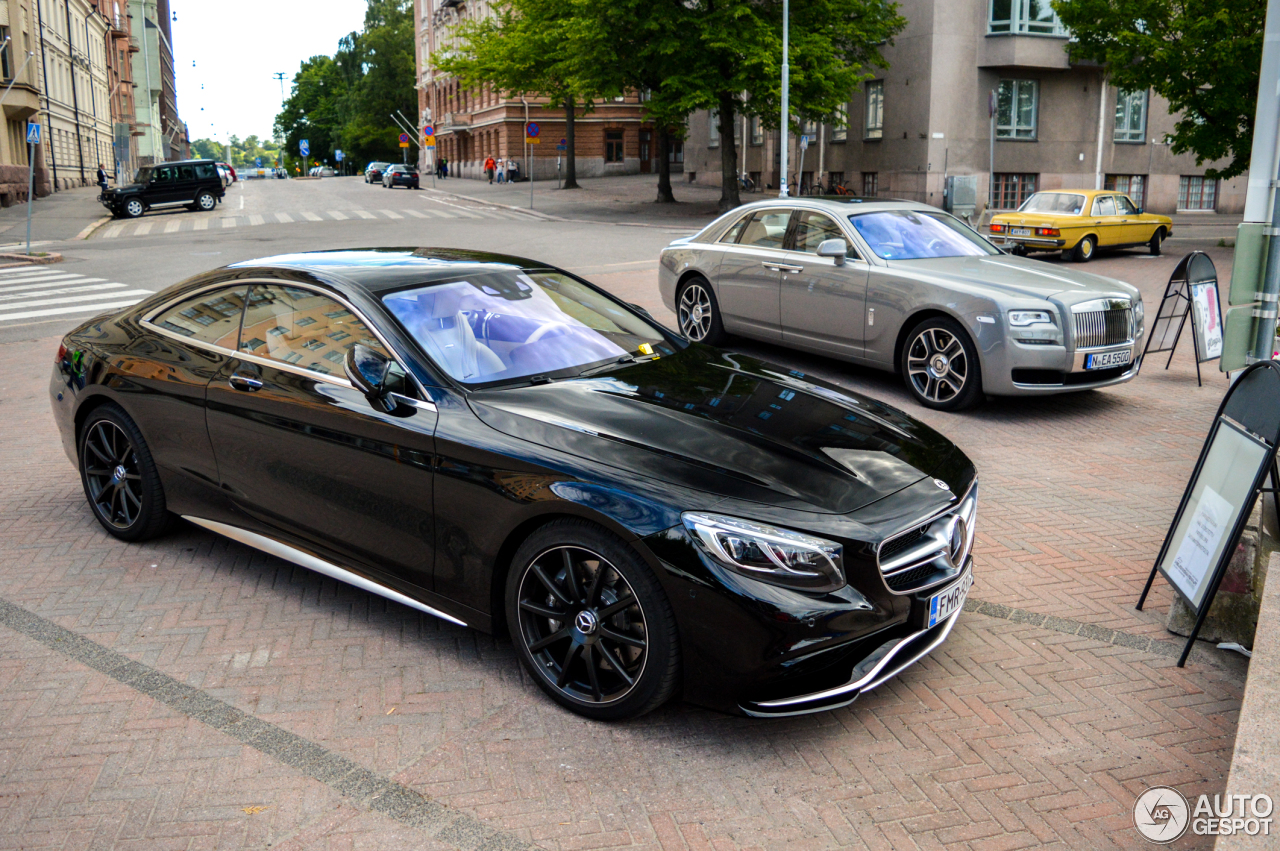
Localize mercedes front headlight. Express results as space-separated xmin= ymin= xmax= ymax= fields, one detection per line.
xmin=682 ymin=512 xmax=845 ymax=592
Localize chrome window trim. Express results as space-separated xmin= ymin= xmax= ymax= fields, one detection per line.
xmin=141 ymin=279 xmax=436 ymax=410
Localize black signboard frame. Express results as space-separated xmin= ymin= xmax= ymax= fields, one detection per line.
xmin=1140 ymin=251 xmax=1224 ymax=387
xmin=1137 ymin=360 xmax=1280 ymax=666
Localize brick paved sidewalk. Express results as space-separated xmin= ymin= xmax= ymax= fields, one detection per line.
xmin=0 ymin=242 xmax=1244 ymax=849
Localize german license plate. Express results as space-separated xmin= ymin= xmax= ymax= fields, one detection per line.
xmin=1085 ymin=349 xmax=1132 ymax=370
xmin=927 ymin=570 xmax=973 ymax=629
xmin=1011 ymin=227 xmax=1032 ymax=236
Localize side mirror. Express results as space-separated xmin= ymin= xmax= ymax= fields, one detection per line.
xmin=817 ymin=238 xmax=849 ymax=266
xmin=1136 ymin=207 xmax=1144 ymax=215
xmin=344 ymin=344 xmax=398 ymax=413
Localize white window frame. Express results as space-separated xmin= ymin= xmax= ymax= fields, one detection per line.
xmin=996 ymin=79 xmax=1038 ymax=140
xmin=831 ymin=104 xmax=848 ymax=142
xmin=864 ymin=80 xmax=883 ymax=140
xmin=988 ymin=0 xmax=1068 ymax=35
xmin=708 ymin=110 xmax=719 ymax=148
xmin=1113 ymin=89 xmax=1147 ymax=143
xmin=1178 ymin=176 xmax=1217 ymax=212
xmin=750 ymin=115 xmax=763 ymax=145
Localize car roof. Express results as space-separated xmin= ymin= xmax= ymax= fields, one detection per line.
xmin=225 ymin=248 xmax=556 ymax=294
xmin=147 ymin=159 xmax=217 ymax=166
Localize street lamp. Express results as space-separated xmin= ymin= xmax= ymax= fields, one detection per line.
xmin=778 ymin=0 xmax=789 ymax=197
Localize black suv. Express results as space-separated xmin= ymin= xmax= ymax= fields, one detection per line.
xmin=382 ymin=164 xmax=420 ymax=189
xmin=365 ymin=162 xmax=390 ymax=183
xmin=100 ymin=159 xmax=225 ymax=219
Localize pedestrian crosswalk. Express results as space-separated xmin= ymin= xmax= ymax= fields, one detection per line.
xmin=0 ymin=266 xmax=152 ymax=327
xmin=94 ymin=205 xmax=539 ymax=239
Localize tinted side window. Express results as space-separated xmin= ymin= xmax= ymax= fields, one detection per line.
xmin=178 ymin=165 xmax=196 ymax=180
xmin=152 ymin=166 xmax=175 ymax=183
xmin=738 ymin=210 xmax=792 ymax=249
xmin=151 ymin=286 xmax=248 ymax=347
xmin=792 ymin=211 xmax=848 ymax=254
xmin=195 ymin=163 xmax=216 ymax=179
xmin=239 ymin=285 xmax=389 ymax=376
xmin=1093 ymin=195 xmax=1117 ymax=216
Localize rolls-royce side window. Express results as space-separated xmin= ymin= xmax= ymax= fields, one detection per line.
xmin=239 ymin=285 xmax=389 ymax=376
xmin=792 ymin=211 xmax=853 ymax=255
xmin=849 ymin=210 xmax=997 ymax=260
xmin=150 ymin=286 xmax=249 ymax=348
xmin=737 ymin=210 xmax=792 ymax=249
xmin=718 ymin=212 xmax=753 ymax=244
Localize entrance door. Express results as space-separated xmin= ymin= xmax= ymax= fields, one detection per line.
xmin=639 ymin=130 xmax=652 ymax=173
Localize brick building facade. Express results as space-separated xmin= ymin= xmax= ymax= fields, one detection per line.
xmin=0 ymin=0 xmax=52 ymax=204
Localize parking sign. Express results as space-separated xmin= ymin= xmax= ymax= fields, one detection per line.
xmin=25 ymin=123 xmax=40 ymax=145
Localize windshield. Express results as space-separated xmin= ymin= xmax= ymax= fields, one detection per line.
xmin=1019 ymin=192 xmax=1086 ymax=215
xmin=132 ymin=166 xmax=152 ymax=185
xmin=849 ymin=210 xmax=997 ymax=260
xmin=384 ymin=270 xmax=673 ymax=386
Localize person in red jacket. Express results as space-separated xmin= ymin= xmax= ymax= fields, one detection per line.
xmin=484 ymin=155 xmax=496 ymax=184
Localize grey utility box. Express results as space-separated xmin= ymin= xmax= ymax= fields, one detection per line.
xmin=944 ymin=175 xmax=979 ymax=217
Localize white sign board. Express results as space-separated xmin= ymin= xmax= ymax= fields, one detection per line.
xmin=1190 ymin=282 xmax=1223 ymax=361
xmin=1157 ymin=419 xmax=1269 ymax=609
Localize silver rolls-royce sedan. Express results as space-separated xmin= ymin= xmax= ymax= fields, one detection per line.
xmin=658 ymin=198 xmax=1145 ymax=411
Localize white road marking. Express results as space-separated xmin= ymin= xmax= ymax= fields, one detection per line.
xmin=194 ymin=219 xmax=209 ymax=230
xmin=404 ymin=210 xmax=430 ymax=219
xmin=0 ymin=278 xmax=109 ymax=294
xmin=0 ymin=267 xmax=66 ymax=279
xmin=0 ymin=300 xmax=145 ymax=322
xmin=222 ymin=218 xmax=238 ymax=228
xmin=0 ymin=289 xmax=151 ymax=311
xmin=164 ymin=220 xmax=182 ymax=234
xmin=302 ymin=212 xmax=322 ymax=221
xmin=276 ymin=212 xmax=293 ymax=224
xmin=354 ymin=211 xmax=376 ymax=220
xmin=0 ymin=282 xmax=123 ymax=301
xmin=134 ymin=222 xmax=153 ymax=236
xmin=380 ymin=210 xmax=403 ymax=219
xmin=329 ymin=211 xmax=348 ymax=220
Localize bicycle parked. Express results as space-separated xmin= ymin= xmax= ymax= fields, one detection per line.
xmin=738 ymin=173 xmax=756 ymax=192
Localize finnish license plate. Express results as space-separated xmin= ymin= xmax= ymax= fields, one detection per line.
xmin=927 ymin=570 xmax=973 ymax=628
xmin=1084 ymin=349 xmax=1132 ymax=370
xmin=1011 ymin=227 xmax=1032 ymax=236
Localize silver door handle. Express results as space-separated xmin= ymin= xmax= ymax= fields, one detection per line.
xmin=778 ymin=264 xmax=804 ymax=274
xmin=229 ymin=374 xmax=263 ymax=391
xmin=761 ymin=262 xmax=782 ymax=271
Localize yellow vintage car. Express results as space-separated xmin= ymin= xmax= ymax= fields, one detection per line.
xmin=989 ymin=189 xmax=1173 ymax=263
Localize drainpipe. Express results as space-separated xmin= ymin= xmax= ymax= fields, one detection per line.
xmin=140 ymin=0 xmax=157 ymax=163
xmin=34 ymin=0 xmax=57 ymax=191
xmin=65 ymin=0 xmax=86 ymax=183
xmin=1093 ymin=75 xmax=1107 ymax=190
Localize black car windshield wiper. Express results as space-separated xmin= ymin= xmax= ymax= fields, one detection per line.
xmin=576 ymin=354 xmax=644 ymax=378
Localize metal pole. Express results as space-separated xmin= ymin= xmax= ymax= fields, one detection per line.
xmin=1093 ymin=76 xmax=1107 ymax=189
xmin=524 ymin=98 xmax=532 ymax=209
xmin=26 ymin=137 xmax=35 ymax=255
xmin=778 ymin=0 xmax=789 ymax=197
xmin=1249 ymin=0 xmax=1280 ymax=361
xmin=988 ymin=89 xmax=996 ymax=210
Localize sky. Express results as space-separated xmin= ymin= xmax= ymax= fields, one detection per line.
xmin=173 ymin=1 xmax=369 ymax=144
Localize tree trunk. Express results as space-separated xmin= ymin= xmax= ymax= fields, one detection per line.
xmin=655 ymin=124 xmax=674 ymax=203
xmin=717 ymin=92 xmax=741 ymax=211
xmin=563 ymin=94 xmax=580 ymax=190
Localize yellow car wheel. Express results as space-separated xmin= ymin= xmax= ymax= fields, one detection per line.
xmin=1069 ymin=235 xmax=1096 ymax=263
xmin=1148 ymin=227 xmax=1165 ymax=256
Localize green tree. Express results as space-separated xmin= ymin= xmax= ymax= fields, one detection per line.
xmin=1054 ymin=0 xmax=1264 ymax=180
xmin=190 ymin=138 xmax=222 ymax=160
xmin=436 ymin=0 xmax=599 ymax=189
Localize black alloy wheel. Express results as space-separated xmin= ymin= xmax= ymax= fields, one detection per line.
xmin=507 ymin=520 xmax=679 ymax=720
xmin=676 ymin=277 xmax=726 ymax=345
xmin=123 ymin=198 xmax=144 ymax=218
xmin=901 ymin=316 xmax=983 ymax=411
xmin=78 ymin=404 xmax=172 ymax=541
xmin=1149 ymin=227 xmax=1165 ymax=256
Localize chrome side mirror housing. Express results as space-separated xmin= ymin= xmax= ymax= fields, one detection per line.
xmin=816 ymin=238 xmax=849 ymax=266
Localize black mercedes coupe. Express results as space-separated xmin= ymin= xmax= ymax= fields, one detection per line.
xmin=50 ymin=249 xmax=977 ymax=720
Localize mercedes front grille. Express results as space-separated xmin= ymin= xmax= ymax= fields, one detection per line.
xmin=876 ymin=483 xmax=977 ymax=594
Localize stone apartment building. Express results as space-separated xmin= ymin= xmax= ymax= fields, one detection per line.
xmin=681 ymin=0 xmax=1247 ymax=216
xmin=103 ymin=0 xmax=137 ymax=179
xmin=33 ymin=0 xmax=114 ymax=190
xmin=415 ymin=0 xmax=663 ymax=180
xmin=0 ymin=0 xmax=52 ymax=203
xmin=129 ymin=0 xmax=184 ymax=166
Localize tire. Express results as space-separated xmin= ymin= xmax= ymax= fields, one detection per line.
xmin=194 ymin=191 xmax=216 ymax=212
xmin=123 ymin=198 xmax=144 ymax=218
xmin=1149 ymin=227 xmax=1165 ymax=256
xmin=78 ymin=403 xmax=172 ymax=541
xmin=1070 ymin=234 xmax=1096 ymax=263
xmin=676 ymin=276 xmax=727 ymax=345
xmin=901 ymin=316 xmax=984 ymax=411
xmin=506 ymin=519 xmax=680 ymax=720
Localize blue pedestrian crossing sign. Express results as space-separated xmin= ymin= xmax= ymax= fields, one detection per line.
xmin=255 ymin=157 xmax=262 ymax=168
xmin=299 ymin=139 xmax=310 ymax=157
xmin=25 ymin=122 xmax=40 ymax=145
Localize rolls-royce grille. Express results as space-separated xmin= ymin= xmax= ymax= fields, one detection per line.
xmin=1074 ymin=308 xmax=1131 ymax=348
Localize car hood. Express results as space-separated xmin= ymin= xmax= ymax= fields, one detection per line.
xmin=467 ymin=348 xmax=964 ymax=514
xmin=888 ymin=254 xmax=1139 ymax=301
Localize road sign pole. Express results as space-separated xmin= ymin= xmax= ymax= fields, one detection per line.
xmin=26 ymin=139 xmax=34 ymax=255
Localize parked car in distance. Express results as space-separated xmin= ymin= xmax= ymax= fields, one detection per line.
xmin=308 ymin=166 xmax=335 ymax=177
xmin=989 ymin=189 xmax=1174 ymax=262
xmin=217 ymin=162 xmax=237 ymax=183
xmin=99 ymin=159 xmax=226 ymax=219
xmin=274 ymin=168 xmax=288 ymax=179
xmin=49 ymin=247 xmax=977 ymax=720
xmin=659 ymin=198 xmax=1145 ymax=411
xmin=382 ymin=164 xmax=420 ymax=189
xmin=215 ymin=163 xmax=231 ymax=187
xmin=365 ymin=162 xmax=390 ymax=183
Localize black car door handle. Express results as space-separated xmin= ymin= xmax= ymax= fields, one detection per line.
xmin=229 ymin=373 xmax=263 ymax=392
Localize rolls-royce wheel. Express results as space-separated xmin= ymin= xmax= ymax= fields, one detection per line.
xmin=78 ymin=404 xmax=172 ymax=541
xmin=676 ymin=276 xmax=727 ymax=345
xmin=1148 ymin=227 xmax=1165 ymax=256
xmin=901 ymin=316 xmax=983 ymax=411
xmin=1069 ymin=235 xmax=1096 ymax=263
xmin=507 ymin=519 xmax=680 ymax=720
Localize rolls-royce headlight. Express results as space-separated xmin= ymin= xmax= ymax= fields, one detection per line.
xmin=1008 ymin=310 xmax=1054 ymax=327
xmin=1133 ymin=298 xmax=1145 ymax=333
xmin=682 ymin=512 xmax=845 ymax=592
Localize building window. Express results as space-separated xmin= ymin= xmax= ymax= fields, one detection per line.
xmin=1178 ymin=176 xmax=1217 ymax=212
xmin=708 ymin=111 xmax=719 ymax=148
xmin=862 ymin=172 xmax=878 ymax=197
xmin=988 ymin=0 xmax=1067 ymax=35
xmin=864 ymin=80 xmax=883 ymax=139
xmin=996 ymin=79 xmax=1038 ymax=139
xmin=668 ymin=138 xmax=684 ymax=164
xmin=1105 ymin=174 xmax=1146 ymax=209
xmin=750 ymin=116 xmax=763 ymax=145
xmin=1114 ymin=89 xmax=1147 ymax=143
xmin=828 ymin=171 xmax=845 ymax=190
xmin=605 ymin=130 xmax=624 ymax=163
xmin=992 ymin=173 xmax=1038 ymax=209
xmin=0 ymin=27 xmax=11 ymax=80
xmin=802 ymin=119 xmax=818 ymax=138
xmin=831 ymin=105 xmax=848 ymax=142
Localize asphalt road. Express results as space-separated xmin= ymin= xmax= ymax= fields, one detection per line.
xmin=0 ymin=176 xmax=696 ymax=345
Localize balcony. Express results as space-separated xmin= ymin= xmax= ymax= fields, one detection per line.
xmin=437 ymin=112 xmax=471 ymax=131
xmin=440 ymin=0 xmax=463 ymax=7
xmin=128 ymin=36 xmax=140 ymax=53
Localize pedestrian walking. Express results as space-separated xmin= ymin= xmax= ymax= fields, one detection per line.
xmin=496 ymin=158 xmax=506 ymax=184
xmin=484 ymin=155 xmax=496 ymax=184
xmin=508 ymin=159 xmax=520 ymax=182
xmin=96 ymin=163 xmax=108 ymax=192
xmin=442 ymin=157 xmax=449 ymax=179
